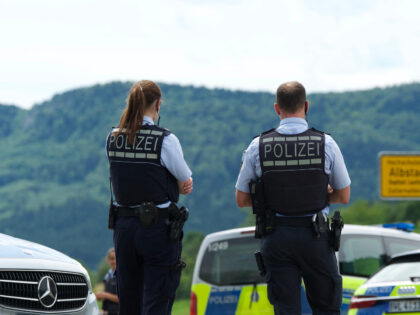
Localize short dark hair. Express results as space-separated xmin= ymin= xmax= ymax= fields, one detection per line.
xmin=276 ymin=81 xmax=306 ymax=114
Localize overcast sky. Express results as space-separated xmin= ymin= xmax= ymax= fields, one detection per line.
xmin=1 ymin=0 xmax=419 ymax=109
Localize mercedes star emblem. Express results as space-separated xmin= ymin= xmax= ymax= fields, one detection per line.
xmin=38 ymin=276 xmax=58 ymax=308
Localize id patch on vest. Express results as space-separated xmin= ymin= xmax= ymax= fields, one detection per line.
xmin=106 ymin=125 xmax=166 ymax=164
xmin=259 ymin=128 xmax=325 ymax=171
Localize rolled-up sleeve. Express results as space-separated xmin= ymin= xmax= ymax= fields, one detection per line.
xmin=235 ymin=138 xmax=260 ymax=193
xmin=161 ymin=133 xmax=192 ymax=182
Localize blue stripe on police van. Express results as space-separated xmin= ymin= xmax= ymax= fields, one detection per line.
xmin=205 ymin=288 xmax=242 ymax=315
xmin=356 ymin=303 xmax=387 ymax=315
xmin=341 ymin=303 xmax=350 ymax=314
xmin=339 ymin=288 xmax=354 ymax=314
xmin=300 ymin=286 xmax=312 ymax=315
xmin=365 ymin=285 xmax=395 ymax=297
xmin=342 ymin=288 xmax=354 ymax=300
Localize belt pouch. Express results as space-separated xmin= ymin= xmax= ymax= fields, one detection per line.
xmin=108 ymin=202 xmax=116 ymax=230
xmin=137 ymin=202 xmax=158 ymax=227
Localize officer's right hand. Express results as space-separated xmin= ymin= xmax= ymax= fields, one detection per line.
xmin=179 ymin=177 xmax=193 ymax=195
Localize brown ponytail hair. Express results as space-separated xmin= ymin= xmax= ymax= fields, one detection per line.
xmin=115 ymin=80 xmax=162 ymax=145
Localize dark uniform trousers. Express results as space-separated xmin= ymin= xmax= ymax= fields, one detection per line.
xmin=113 ymin=217 xmax=182 ymax=315
xmin=261 ymin=225 xmax=342 ymax=315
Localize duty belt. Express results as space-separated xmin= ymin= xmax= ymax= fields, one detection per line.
xmin=275 ymin=216 xmax=314 ymax=228
xmin=115 ymin=205 xmax=170 ymax=218
xmin=275 ymin=212 xmax=330 ymax=239
xmin=275 ymin=214 xmax=330 ymax=228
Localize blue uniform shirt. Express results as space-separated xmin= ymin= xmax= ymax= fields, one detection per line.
xmin=107 ymin=115 xmax=192 ymax=208
xmin=235 ymin=117 xmax=351 ymax=215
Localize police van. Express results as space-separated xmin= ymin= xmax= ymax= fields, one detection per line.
xmin=190 ymin=223 xmax=420 ymax=315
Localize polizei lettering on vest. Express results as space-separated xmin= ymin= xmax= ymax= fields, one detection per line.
xmin=109 ymin=134 xmax=159 ymax=152
xmin=264 ymin=141 xmax=320 ymax=159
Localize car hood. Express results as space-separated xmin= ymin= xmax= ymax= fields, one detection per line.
xmin=0 ymin=233 xmax=78 ymax=265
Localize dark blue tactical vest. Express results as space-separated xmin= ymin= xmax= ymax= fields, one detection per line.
xmin=102 ymin=271 xmax=118 ymax=314
xmin=106 ymin=125 xmax=179 ymax=206
xmin=259 ymin=128 xmax=329 ymax=215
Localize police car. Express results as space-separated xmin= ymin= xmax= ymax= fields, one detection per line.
xmin=348 ymin=249 xmax=420 ymax=314
xmin=190 ymin=223 xmax=420 ymax=315
xmin=0 ymin=232 xmax=99 ymax=315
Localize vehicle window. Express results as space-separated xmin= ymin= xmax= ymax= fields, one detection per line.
xmin=368 ymin=261 xmax=420 ymax=283
xmin=339 ymin=235 xmax=386 ymax=277
xmin=199 ymin=236 xmax=264 ymax=286
xmin=384 ymin=236 xmax=420 ymax=257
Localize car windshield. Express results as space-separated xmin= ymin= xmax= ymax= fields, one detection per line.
xmin=368 ymin=261 xmax=420 ymax=283
xmin=199 ymin=236 xmax=265 ymax=286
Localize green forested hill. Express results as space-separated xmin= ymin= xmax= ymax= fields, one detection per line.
xmin=1 ymin=82 xmax=419 ymax=267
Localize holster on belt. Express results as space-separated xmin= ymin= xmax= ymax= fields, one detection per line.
xmin=168 ymin=203 xmax=189 ymax=242
xmin=108 ymin=201 xmax=116 ymax=230
xmin=254 ymin=251 xmax=266 ymax=277
xmin=330 ymin=210 xmax=344 ymax=251
xmin=312 ymin=211 xmax=329 ymax=238
xmin=250 ymin=179 xmax=274 ymax=239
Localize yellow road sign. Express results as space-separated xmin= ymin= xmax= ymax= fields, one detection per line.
xmin=379 ymin=152 xmax=420 ymax=200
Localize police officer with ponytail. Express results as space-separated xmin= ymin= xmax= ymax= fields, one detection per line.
xmin=235 ymin=81 xmax=350 ymax=314
xmin=106 ymin=80 xmax=192 ymax=315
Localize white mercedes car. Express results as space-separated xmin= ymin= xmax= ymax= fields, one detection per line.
xmin=0 ymin=232 xmax=99 ymax=315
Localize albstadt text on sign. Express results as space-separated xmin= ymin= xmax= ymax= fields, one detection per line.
xmin=379 ymin=152 xmax=420 ymax=200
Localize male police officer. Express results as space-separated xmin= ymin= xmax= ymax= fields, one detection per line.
xmin=235 ymin=81 xmax=350 ymax=315
xmin=106 ymin=80 xmax=192 ymax=315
